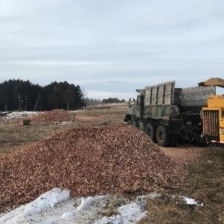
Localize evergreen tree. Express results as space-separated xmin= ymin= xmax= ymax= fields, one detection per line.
xmin=0 ymin=79 xmax=85 ymax=111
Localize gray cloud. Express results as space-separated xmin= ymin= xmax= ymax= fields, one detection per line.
xmin=0 ymin=0 xmax=224 ymax=99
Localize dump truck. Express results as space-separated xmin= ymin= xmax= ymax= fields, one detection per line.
xmin=124 ymin=78 xmax=224 ymax=147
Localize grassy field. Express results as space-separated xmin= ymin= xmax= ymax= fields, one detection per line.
xmin=139 ymin=147 xmax=224 ymax=224
xmin=0 ymin=103 xmax=224 ymax=223
xmin=0 ymin=104 xmax=127 ymax=153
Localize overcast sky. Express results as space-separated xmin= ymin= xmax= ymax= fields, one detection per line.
xmin=0 ymin=0 xmax=224 ymax=99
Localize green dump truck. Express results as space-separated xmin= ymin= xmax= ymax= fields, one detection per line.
xmin=124 ymin=80 xmax=216 ymax=147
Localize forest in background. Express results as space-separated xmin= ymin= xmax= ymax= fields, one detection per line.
xmin=0 ymin=79 xmax=84 ymax=111
xmin=0 ymin=79 xmax=126 ymax=112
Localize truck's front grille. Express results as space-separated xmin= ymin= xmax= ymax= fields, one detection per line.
xmin=203 ymin=110 xmax=219 ymax=137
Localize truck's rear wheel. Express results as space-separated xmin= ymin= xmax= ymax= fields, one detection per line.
xmin=145 ymin=123 xmax=156 ymax=142
xmin=156 ymin=125 xmax=171 ymax=147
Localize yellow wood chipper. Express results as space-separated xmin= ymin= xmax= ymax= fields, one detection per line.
xmin=200 ymin=78 xmax=224 ymax=145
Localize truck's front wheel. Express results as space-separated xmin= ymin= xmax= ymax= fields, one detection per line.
xmin=156 ymin=125 xmax=171 ymax=147
xmin=145 ymin=123 xmax=156 ymax=142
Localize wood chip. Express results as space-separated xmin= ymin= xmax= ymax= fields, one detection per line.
xmin=0 ymin=125 xmax=187 ymax=210
xmin=30 ymin=109 xmax=75 ymax=123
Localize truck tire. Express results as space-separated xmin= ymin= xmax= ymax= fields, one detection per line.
xmin=145 ymin=123 xmax=156 ymax=142
xmin=156 ymin=125 xmax=171 ymax=147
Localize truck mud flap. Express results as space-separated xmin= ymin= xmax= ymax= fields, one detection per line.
xmin=124 ymin=114 xmax=132 ymax=122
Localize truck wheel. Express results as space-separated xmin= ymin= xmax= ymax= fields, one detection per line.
xmin=156 ymin=125 xmax=171 ymax=147
xmin=145 ymin=124 xmax=156 ymax=142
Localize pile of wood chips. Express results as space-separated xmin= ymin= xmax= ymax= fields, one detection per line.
xmin=30 ymin=109 xmax=75 ymax=123
xmin=0 ymin=125 xmax=187 ymax=210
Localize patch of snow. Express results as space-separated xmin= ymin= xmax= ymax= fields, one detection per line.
xmin=75 ymin=196 xmax=107 ymax=213
xmin=3 ymin=111 xmax=41 ymax=120
xmin=60 ymin=121 xmax=73 ymax=125
xmin=61 ymin=195 xmax=108 ymax=220
xmin=182 ymin=196 xmax=203 ymax=206
xmin=24 ymin=188 xmax=70 ymax=216
xmin=0 ymin=188 xmax=70 ymax=224
xmin=0 ymin=190 xmax=150 ymax=224
xmin=94 ymin=201 xmax=147 ymax=224
xmin=141 ymin=192 xmax=161 ymax=200
xmin=61 ymin=211 xmax=74 ymax=220
xmin=71 ymin=109 xmax=86 ymax=113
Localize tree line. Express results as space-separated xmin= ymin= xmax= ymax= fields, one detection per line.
xmin=102 ymin=97 xmax=126 ymax=104
xmin=0 ymin=79 xmax=85 ymax=111
xmin=85 ymin=97 xmax=126 ymax=106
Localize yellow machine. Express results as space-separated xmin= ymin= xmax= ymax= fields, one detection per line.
xmin=200 ymin=78 xmax=224 ymax=144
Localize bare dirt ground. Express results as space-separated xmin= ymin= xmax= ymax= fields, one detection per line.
xmin=159 ymin=145 xmax=205 ymax=164
xmin=0 ymin=103 xmax=223 ymax=223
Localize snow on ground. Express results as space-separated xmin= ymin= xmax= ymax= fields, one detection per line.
xmin=24 ymin=188 xmax=70 ymax=216
xmin=52 ymin=121 xmax=73 ymax=125
xmin=0 ymin=189 xmax=148 ymax=224
xmin=2 ymin=111 xmax=41 ymax=120
xmin=182 ymin=196 xmax=204 ymax=206
xmin=0 ymin=188 xmax=70 ymax=224
xmin=93 ymin=201 xmax=147 ymax=224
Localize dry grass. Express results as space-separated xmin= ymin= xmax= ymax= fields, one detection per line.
xmin=0 ymin=104 xmax=127 ymax=154
xmin=139 ymin=147 xmax=224 ymax=224
xmin=98 ymin=195 xmax=124 ymax=217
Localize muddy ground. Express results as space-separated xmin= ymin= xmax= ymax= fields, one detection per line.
xmin=0 ymin=103 xmax=224 ymax=223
